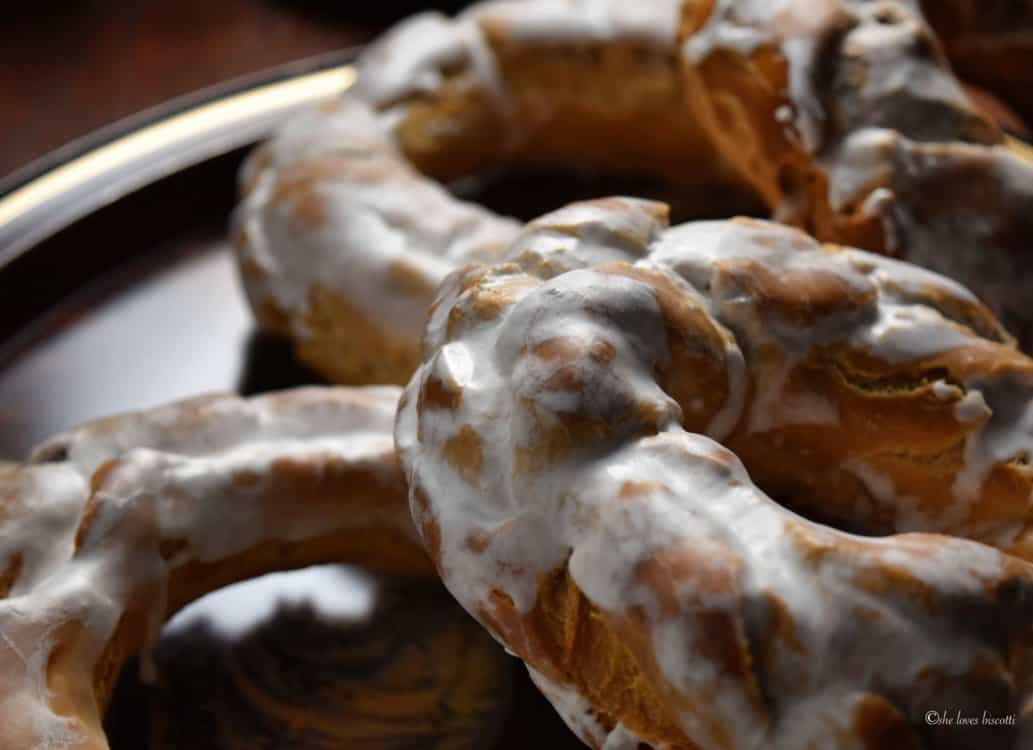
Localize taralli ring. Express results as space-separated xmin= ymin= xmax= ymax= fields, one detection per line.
xmin=235 ymin=0 xmax=1033 ymax=391
xmin=398 ymin=198 xmax=1033 ymax=749
xmin=0 ymin=386 xmax=431 ymax=750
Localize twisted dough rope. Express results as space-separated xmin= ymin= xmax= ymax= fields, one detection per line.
xmin=398 ymin=198 xmax=1033 ymax=749
xmin=0 ymin=386 xmax=433 ymax=750
xmin=234 ymin=0 xmax=1033 ymax=388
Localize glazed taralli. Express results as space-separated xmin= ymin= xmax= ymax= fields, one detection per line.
xmin=9 ymin=200 xmax=1033 ymax=748
xmin=398 ymin=198 xmax=1033 ymax=749
xmin=232 ymin=0 xmax=739 ymax=386
xmin=13 ymin=0 xmax=1033 ymax=746
xmin=0 ymin=387 xmax=431 ymax=750
xmin=234 ymin=0 xmax=1033 ymax=391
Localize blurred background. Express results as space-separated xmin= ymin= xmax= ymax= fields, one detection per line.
xmin=0 ymin=1 xmax=476 ymax=179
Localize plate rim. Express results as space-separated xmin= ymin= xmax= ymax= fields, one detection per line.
xmin=0 ymin=50 xmax=359 ymax=269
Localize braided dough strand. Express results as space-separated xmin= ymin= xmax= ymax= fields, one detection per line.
xmin=0 ymin=386 xmax=429 ymax=750
xmin=399 ymin=198 xmax=1033 ymax=748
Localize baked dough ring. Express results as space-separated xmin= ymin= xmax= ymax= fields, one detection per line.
xmin=235 ymin=0 xmax=1033 ymax=389
xmin=233 ymin=0 xmax=759 ymax=387
xmin=398 ymin=198 xmax=1033 ymax=749
xmin=0 ymin=386 xmax=432 ymax=750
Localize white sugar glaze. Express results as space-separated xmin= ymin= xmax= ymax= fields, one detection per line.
xmin=235 ymin=0 xmax=690 ymax=367
xmin=687 ymin=0 xmax=1033 ymax=347
xmin=0 ymin=386 xmax=414 ymax=750
xmin=235 ymin=98 xmax=519 ymax=348
xmin=236 ymin=0 xmax=1033 ymax=388
xmin=400 ymin=199 xmax=1033 ymax=748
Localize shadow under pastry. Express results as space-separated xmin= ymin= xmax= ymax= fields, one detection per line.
xmin=105 ymin=567 xmax=526 ymax=749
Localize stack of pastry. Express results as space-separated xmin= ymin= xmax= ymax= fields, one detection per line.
xmin=6 ymin=1 xmax=1033 ymax=749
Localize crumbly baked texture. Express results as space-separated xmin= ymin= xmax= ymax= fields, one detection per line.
xmin=234 ymin=0 xmax=1033 ymax=389
xmin=0 ymin=387 xmax=434 ymax=750
xmin=399 ymin=198 xmax=1033 ymax=749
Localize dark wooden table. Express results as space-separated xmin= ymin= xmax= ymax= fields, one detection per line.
xmin=0 ymin=1 xmax=464 ymax=180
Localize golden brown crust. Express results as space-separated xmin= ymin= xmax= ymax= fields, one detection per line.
xmin=296 ymin=285 xmax=424 ymax=386
xmin=533 ymin=567 xmax=697 ymax=749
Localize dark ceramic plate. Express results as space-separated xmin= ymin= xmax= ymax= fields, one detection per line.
xmin=0 ymin=52 xmax=578 ymax=749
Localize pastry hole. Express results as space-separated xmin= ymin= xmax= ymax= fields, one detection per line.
xmin=106 ymin=566 xmax=376 ymax=746
xmin=771 ymin=491 xmax=895 ymax=538
xmin=451 ymin=170 xmax=765 ymax=225
xmin=104 ymin=569 xmax=516 ymax=748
